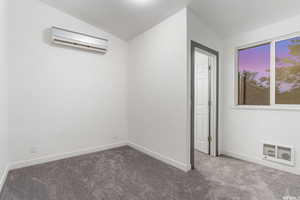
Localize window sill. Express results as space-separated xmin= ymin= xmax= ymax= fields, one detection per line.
xmin=232 ymin=105 xmax=300 ymax=111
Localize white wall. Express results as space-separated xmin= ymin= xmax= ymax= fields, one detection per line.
xmin=187 ymin=9 xmax=223 ymax=53
xmin=222 ymin=14 xmax=300 ymax=174
xmin=187 ymin=9 xmax=224 ymax=157
xmin=7 ymin=0 xmax=128 ymax=162
xmin=128 ymin=9 xmax=189 ymax=169
xmin=0 ymin=0 xmax=9 ymax=185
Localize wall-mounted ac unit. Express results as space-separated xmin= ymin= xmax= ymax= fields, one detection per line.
xmin=262 ymin=142 xmax=295 ymax=166
xmin=51 ymin=27 xmax=108 ymax=54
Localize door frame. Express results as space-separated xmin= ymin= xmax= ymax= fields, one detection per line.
xmin=190 ymin=40 xmax=219 ymax=169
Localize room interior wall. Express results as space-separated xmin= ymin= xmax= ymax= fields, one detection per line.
xmin=7 ymin=0 xmax=129 ymax=163
xmin=222 ymin=14 xmax=300 ymax=175
xmin=187 ymin=9 xmax=223 ymax=52
xmin=0 ymin=0 xmax=9 ymax=188
xmin=187 ymin=8 xmax=224 ymax=159
xmin=128 ymin=8 xmax=189 ymax=170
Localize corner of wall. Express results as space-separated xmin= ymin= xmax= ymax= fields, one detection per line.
xmin=0 ymin=0 xmax=10 ymax=194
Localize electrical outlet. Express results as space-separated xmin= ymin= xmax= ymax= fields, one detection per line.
xmin=112 ymin=136 xmax=119 ymax=141
xmin=30 ymin=146 xmax=38 ymax=154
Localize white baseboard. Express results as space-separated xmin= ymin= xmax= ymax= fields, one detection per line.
xmin=128 ymin=142 xmax=190 ymax=172
xmin=0 ymin=165 xmax=9 ymax=193
xmin=9 ymin=141 xmax=128 ymax=170
xmin=0 ymin=140 xmax=189 ymax=193
xmin=222 ymin=151 xmax=300 ymax=176
xmin=8 ymin=141 xmax=190 ymax=172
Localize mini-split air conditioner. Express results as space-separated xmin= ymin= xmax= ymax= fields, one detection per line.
xmin=51 ymin=26 xmax=108 ymax=54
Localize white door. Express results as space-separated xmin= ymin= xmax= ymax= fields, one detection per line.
xmin=194 ymin=51 xmax=210 ymax=154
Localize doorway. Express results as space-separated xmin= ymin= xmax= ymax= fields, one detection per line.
xmin=190 ymin=41 xmax=219 ymax=169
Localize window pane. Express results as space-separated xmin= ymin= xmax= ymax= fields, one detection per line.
xmin=238 ymin=44 xmax=270 ymax=105
xmin=276 ymin=36 xmax=300 ymax=104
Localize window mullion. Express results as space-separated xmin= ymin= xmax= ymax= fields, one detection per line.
xmin=270 ymin=41 xmax=276 ymax=106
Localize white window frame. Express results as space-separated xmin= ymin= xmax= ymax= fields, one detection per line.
xmin=233 ymin=31 xmax=300 ymax=111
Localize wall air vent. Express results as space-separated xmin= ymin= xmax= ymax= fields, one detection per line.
xmin=51 ymin=27 xmax=108 ymax=54
xmin=262 ymin=142 xmax=294 ymax=166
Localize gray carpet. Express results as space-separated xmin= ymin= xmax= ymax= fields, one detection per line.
xmin=0 ymin=146 xmax=299 ymax=200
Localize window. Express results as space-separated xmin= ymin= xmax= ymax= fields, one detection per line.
xmin=276 ymin=36 xmax=300 ymax=104
xmin=236 ymin=34 xmax=300 ymax=108
xmin=238 ymin=43 xmax=270 ymax=105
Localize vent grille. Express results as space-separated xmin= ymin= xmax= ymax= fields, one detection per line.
xmin=262 ymin=142 xmax=294 ymax=166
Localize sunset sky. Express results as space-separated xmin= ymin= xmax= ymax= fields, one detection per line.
xmin=276 ymin=36 xmax=300 ymax=68
xmin=238 ymin=37 xmax=300 ymax=92
xmin=238 ymin=43 xmax=270 ymax=80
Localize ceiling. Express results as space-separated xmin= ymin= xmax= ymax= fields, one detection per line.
xmin=42 ymin=0 xmax=300 ymax=41
xmin=41 ymin=0 xmax=191 ymax=40
xmin=189 ymin=0 xmax=300 ymax=38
